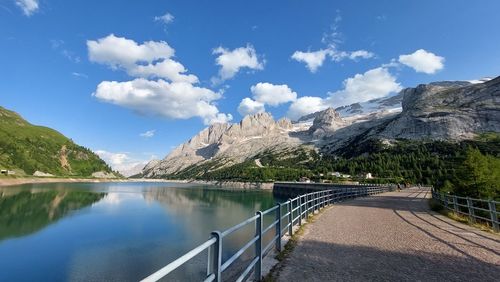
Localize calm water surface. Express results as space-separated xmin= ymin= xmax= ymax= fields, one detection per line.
xmin=0 ymin=182 xmax=278 ymax=281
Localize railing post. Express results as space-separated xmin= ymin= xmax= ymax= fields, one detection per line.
xmin=488 ymin=200 xmax=499 ymax=232
xmin=209 ymin=231 xmax=222 ymax=282
xmin=453 ymin=195 xmax=458 ymax=214
xmin=254 ymin=211 xmax=263 ymax=281
xmin=466 ymin=197 xmax=475 ymax=223
xmin=298 ymin=196 xmax=302 ymax=226
xmin=275 ymin=203 xmax=282 ymax=252
xmin=287 ymin=199 xmax=293 ymax=236
xmin=305 ymin=194 xmax=309 ymax=219
xmin=444 ymin=194 xmax=449 ymax=210
xmin=314 ymin=192 xmax=318 ymax=212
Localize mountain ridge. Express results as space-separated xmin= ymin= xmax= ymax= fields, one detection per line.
xmin=0 ymin=106 xmax=117 ymax=177
xmin=142 ymin=77 xmax=500 ymax=180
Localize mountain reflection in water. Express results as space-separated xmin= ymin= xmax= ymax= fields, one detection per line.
xmin=0 ymin=182 xmax=276 ymax=282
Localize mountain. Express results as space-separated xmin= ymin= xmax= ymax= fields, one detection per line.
xmin=321 ymin=78 xmax=500 ymax=154
xmin=142 ymin=77 xmax=500 ymax=180
xmin=142 ymin=112 xmax=306 ymax=177
xmin=0 ymin=106 xmax=116 ymax=177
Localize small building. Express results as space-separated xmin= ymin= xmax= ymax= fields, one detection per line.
xmin=328 ymin=172 xmax=341 ymax=177
xmin=299 ymin=177 xmax=311 ymax=183
xmin=2 ymin=169 xmax=16 ymax=175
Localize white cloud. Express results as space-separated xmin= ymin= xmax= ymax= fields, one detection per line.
xmin=208 ymin=113 xmax=233 ymax=124
xmin=127 ymin=59 xmax=198 ymax=83
xmin=348 ymin=50 xmax=374 ymax=60
xmin=291 ymin=47 xmax=374 ymax=73
xmin=88 ymin=35 xmax=231 ymax=125
xmin=87 ymin=34 xmax=197 ymax=83
xmin=95 ymin=150 xmax=151 ymax=177
xmin=140 ymin=130 xmax=155 ymax=138
xmin=251 ymin=82 xmax=297 ymax=106
xmin=286 ymin=67 xmax=402 ymax=120
xmin=15 ymin=0 xmax=38 ymax=16
xmin=327 ymin=67 xmax=402 ymax=107
xmin=287 ymin=96 xmax=328 ymax=121
xmin=95 ymin=150 xmax=130 ymax=168
xmin=88 ymin=34 xmax=174 ymax=68
xmin=292 ymin=11 xmax=374 ymax=73
xmin=238 ymin=98 xmax=265 ymax=116
xmin=212 ymin=44 xmax=264 ymax=83
xmin=398 ymin=49 xmax=444 ymax=74
xmin=154 ymin=12 xmax=174 ymax=24
xmin=291 ymin=49 xmax=331 ymax=73
xmin=93 ymin=79 xmax=230 ymax=125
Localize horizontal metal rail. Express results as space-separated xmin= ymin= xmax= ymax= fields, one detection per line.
xmin=141 ymin=237 xmax=217 ymax=282
xmin=142 ymin=184 xmax=393 ymax=282
xmin=431 ymin=190 xmax=499 ymax=232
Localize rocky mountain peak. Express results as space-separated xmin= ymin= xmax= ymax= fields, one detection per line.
xmin=378 ymin=78 xmax=499 ymax=140
xmin=239 ymin=112 xmax=275 ymax=129
xmin=277 ymin=117 xmax=293 ymax=129
xmin=308 ymin=107 xmax=346 ymax=137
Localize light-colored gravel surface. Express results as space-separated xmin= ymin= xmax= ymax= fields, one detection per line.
xmin=277 ymin=188 xmax=500 ymax=281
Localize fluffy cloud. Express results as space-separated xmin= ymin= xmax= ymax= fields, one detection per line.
xmin=95 ymin=150 xmax=151 ymax=177
xmin=238 ymin=98 xmax=265 ymax=116
xmin=287 ymin=96 xmax=328 ymax=121
xmin=291 ymin=49 xmax=331 ymax=73
xmin=93 ymin=79 xmax=230 ymax=125
xmin=291 ymin=47 xmax=374 ymax=73
xmin=212 ymin=45 xmax=264 ymax=83
xmin=286 ymin=67 xmax=401 ymax=120
xmin=237 ymin=82 xmax=297 ymax=117
xmin=140 ymin=130 xmax=155 ymax=138
xmin=154 ymin=12 xmax=174 ymax=24
xmin=398 ymin=49 xmax=444 ymax=74
xmin=88 ymin=35 xmax=231 ymax=124
xmin=327 ymin=67 xmax=402 ymax=107
xmin=251 ymin=82 xmax=297 ymax=106
xmin=87 ymin=34 xmax=197 ymax=83
xmin=348 ymin=50 xmax=375 ymax=60
xmin=88 ymin=34 xmax=174 ymax=68
xmin=15 ymin=0 xmax=38 ymax=16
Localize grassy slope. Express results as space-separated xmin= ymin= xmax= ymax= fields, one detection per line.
xmin=0 ymin=106 xmax=113 ymax=176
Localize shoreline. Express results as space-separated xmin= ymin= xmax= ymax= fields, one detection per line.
xmin=0 ymin=177 xmax=274 ymax=190
xmin=0 ymin=177 xmax=178 ymax=187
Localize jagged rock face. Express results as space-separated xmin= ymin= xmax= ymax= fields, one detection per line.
xmin=142 ymin=112 xmax=302 ymax=177
xmin=378 ymin=79 xmax=500 ymax=140
xmin=308 ymin=108 xmax=346 ymax=137
xmin=142 ymin=76 xmax=500 ymax=178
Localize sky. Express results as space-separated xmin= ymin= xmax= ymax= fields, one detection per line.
xmin=1 ymin=0 xmax=499 ymax=173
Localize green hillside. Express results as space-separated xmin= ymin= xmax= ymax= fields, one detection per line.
xmin=0 ymin=106 xmax=113 ymax=177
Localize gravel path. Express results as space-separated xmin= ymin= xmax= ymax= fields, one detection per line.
xmin=276 ymin=188 xmax=500 ymax=281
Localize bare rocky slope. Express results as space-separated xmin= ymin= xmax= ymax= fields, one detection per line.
xmin=142 ymin=76 xmax=500 ymax=178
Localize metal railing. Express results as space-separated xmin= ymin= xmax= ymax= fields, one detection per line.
xmin=141 ymin=185 xmax=391 ymax=282
xmin=431 ymin=189 xmax=499 ymax=232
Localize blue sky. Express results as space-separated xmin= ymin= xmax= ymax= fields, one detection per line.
xmin=1 ymin=0 xmax=499 ymax=173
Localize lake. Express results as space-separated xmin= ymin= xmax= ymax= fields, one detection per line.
xmin=0 ymin=182 xmax=279 ymax=281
